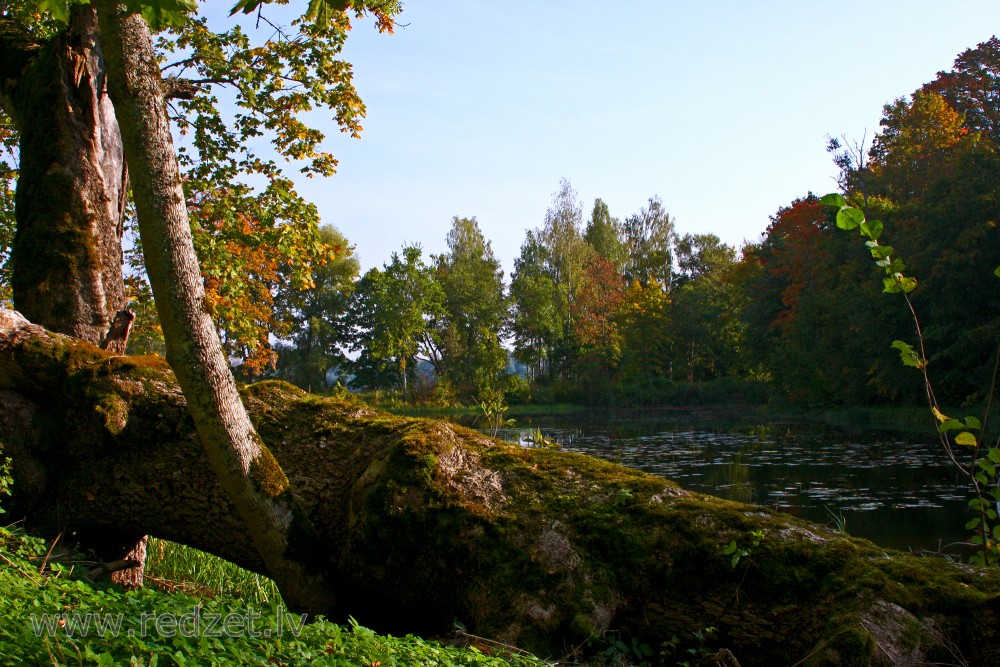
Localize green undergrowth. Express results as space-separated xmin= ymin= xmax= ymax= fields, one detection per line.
xmin=144 ymin=538 xmax=283 ymax=606
xmin=0 ymin=527 xmax=549 ymax=666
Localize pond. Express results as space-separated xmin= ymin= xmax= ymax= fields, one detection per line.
xmin=465 ymin=409 xmax=973 ymax=555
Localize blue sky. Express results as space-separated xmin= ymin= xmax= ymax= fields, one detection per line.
xmin=223 ymin=1 xmax=1000 ymax=274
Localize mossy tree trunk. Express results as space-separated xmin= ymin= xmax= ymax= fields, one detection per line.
xmin=2 ymin=310 xmax=1000 ymax=666
xmin=0 ymin=6 xmax=126 ymax=343
xmin=92 ymin=0 xmax=330 ymax=613
xmin=0 ymin=5 xmax=142 ymax=587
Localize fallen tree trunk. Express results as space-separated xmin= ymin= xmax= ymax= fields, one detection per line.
xmin=1 ymin=308 xmax=998 ymax=665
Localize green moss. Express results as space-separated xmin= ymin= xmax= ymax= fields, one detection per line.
xmin=823 ymin=627 xmax=875 ymax=666
xmin=94 ymin=392 xmax=128 ymax=435
xmin=569 ymin=611 xmax=595 ymax=638
xmin=248 ymin=446 xmax=289 ymax=498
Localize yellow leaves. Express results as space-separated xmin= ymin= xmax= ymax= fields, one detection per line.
xmin=932 ymin=405 xmax=950 ymax=424
xmin=933 ymin=406 xmax=983 ymax=446
xmin=955 ymin=432 xmax=978 ymax=447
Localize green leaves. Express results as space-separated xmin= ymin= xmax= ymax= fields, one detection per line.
xmin=821 ymin=193 xmax=920 ymax=297
xmin=860 ymin=219 xmax=883 ymax=240
xmin=231 ymin=0 xmax=352 ymax=28
xmin=836 ymin=207 xmax=865 ymax=231
xmin=230 ymin=0 xmax=264 ymax=14
xmin=883 ymin=274 xmax=917 ymax=294
xmin=32 ymin=0 xmax=197 ymax=29
xmin=818 ymin=193 xmax=847 ymax=208
xmin=721 ymin=540 xmax=747 ymax=568
xmin=307 ymin=0 xmax=352 ymax=27
xmin=891 ymin=340 xmax=925 ymax=369
xmin=125 ymin=0 xmax=198 ymax=29
xmin=35 ymin=0 xmax=73 ymax=23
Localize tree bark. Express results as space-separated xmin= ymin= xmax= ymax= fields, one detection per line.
xmin=0 ymin=7 xmax=126 ymax=343
xmin=2 ymin=310 xmax=999 ymax=666
xmin=0 ymin=5 xmax=140 ymax=586
xmin=91 ymin=0 xmax=328 ymax=613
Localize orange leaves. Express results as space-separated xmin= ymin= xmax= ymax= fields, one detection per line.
xmin=758 ymin=197 xmax=828 ymax=331
xmin=572 ymin=255 xmax=625 ymax=352
xmin=187 ymin=184 xmax=329 ymax=377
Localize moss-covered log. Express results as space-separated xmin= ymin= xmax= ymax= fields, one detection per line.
xmin=1 ymin=308 xmax=999 ymax=665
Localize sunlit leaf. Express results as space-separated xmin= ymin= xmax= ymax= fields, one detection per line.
xmin=836 ymin=207 xmax=865 ymax=231
xmin=870 ymin=245 xmax=893 ymax=260
xmin=866 ymin=219 xmax=883 ymax=240
xmin=306 ymin=0 xmax=351 ymax=28
xmin=956 ymin=432 xmax=978 ymax=446
xmin=230 ymin=0 xmax=264 ymax=14
xmin=859 ymin=221 xmax=878 ymax=239
xmin=819 ymin=193 xmax=847 ymax=208
xmin=938 ymin=419 xmax=965 ymax=433
xmin=931 ymin=406 xmax=950 ymax=423
xmin=36 ymin=0 xmax=70 ymax=22
xmin=965 ymin=416 xmax=983 ymax=430
xmin=891 ymin=340 xmax=924 ymax=368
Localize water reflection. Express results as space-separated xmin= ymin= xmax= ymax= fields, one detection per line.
xmin=482 ymin=413 xmax=969 ymax=554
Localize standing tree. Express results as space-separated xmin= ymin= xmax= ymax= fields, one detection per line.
xmin=275 ymin=225 xmax=360 ymax=391
xmin=670 ymin=234 xmax=744 ymax=383
xmin=570 ymin=254 xmax=625 ymax=394
xmin=924 ymin=36 xmax=1000 ymax=145
xmin=348 ymin=245 xmax=445 ymax=400
xmin=0 ymin=0 xmax=399 ymax=611
xmin=621 ymin=196 xmax=675 ymax=288
xmin=537 ymin=179 xmax=592 ymax=374
xmin=432 ymin=217 xmax=508 ymax=401
xmin=583 ymin=197 xmax=625 ymax=269
xmin=509 ymin=230 xmax=565 ymax=381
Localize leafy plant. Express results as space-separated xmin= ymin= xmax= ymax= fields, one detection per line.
xmin=524 ymin=427 xmax=559 ymax=449
xmin=660 ymin=626 xmax=717 ymax=666
xmin=824 ymin=506 xmax=848 ymax=533
xmin=822 ymin=193 xmax=1000 ymax=565
xmin=0 ymin=446 xmax=11 ymax=515
xmin=587 ymin=630 xmax=654 ymax=666
xmin=721 ymin=529 xmax=764 ymax=568
xmin=479 ymin=392 xmax=516 ymax=437
xmin=0 ymin=527 xmax=547 ymax=666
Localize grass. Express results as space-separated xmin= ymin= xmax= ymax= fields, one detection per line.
xmin=0 ymin=527 xmax=551 ymax=666
xmin=144 ymin=538 xmax=282 ymax=607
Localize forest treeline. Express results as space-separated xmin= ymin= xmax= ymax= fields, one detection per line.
xmin=8 ymin=37 xmax=1000 ymax=410
xmin=130 ymin=37 xmax=1000 ymax=408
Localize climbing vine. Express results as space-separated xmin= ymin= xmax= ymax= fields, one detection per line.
xmin=822 ymin=192 xmax=1000 ymax=565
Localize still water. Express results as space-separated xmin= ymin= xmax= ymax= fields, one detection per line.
xmin=476 ymin=409 xmax=972 ymax=555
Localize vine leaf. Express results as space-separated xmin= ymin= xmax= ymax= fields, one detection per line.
xmin=955 ymin=432 xmax=977 ymax=446
xmin=819 ymin=193 xmax=847 ymax=207
xmin=836 ymin=207 xmax=865 ymax=231
xmin=891 ymin=340 xmax=925 ymax=368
